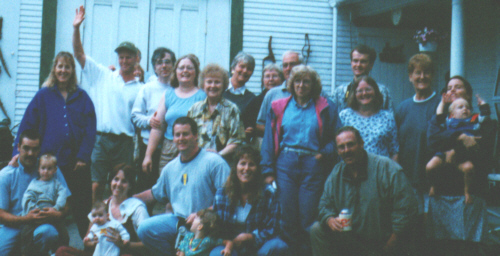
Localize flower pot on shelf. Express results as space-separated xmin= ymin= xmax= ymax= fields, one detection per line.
xmin=419 ymin=41 xmax=438 ymax=52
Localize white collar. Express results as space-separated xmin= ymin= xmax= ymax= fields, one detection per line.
xmin=413 ymin=91 xmax=436 ymax=103
xmin=227 ymin=82 xmax=247 ymax=95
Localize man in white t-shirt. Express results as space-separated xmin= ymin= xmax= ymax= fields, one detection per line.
xmin=73 ymin=6 xmax=142 ymax=203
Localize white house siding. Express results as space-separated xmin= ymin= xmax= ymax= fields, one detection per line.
xmin=0 ymin=1 xmax=20 ymax=129
xmin=13 ymin=0 xmax=43 ymax=132
xmin=334 ymin=7 xmax=356 ymax=87
xmin=242 ymin=0 xmax=333 ymax=95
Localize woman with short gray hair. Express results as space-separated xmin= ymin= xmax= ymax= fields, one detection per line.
xmin=223 ymin=51 xmax=256 ymax=114
xmin=242 ymin=63 xmax=284 ymax=145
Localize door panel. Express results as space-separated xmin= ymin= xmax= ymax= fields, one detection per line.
xmin=84 ymin=0 xmax=150 ymax=69
xmin=85 ymin=0 xmax=209 ymax=73
xmin=88 ymin=1 xmax=115 ymax=67
xmin=149 ymin=0 xmax=207 ymax=70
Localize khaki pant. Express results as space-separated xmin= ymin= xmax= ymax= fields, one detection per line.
xmin=159 ymin=138 xmax=179 ymax=174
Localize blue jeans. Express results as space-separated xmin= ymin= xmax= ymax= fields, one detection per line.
xmin=0 ymin=224 xmax=59 ymax=255
xmin=209 ymin=237 xmax=289 ymax=256
xmin=276 ymin=150 xmax=326 ymax=254
xmin=137 ymin=213 xmax=180 ymax=256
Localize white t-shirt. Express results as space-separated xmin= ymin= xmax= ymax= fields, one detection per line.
xmin=81 ymin=56 xmax=142 ymax=136
xmin=87 ymin=219 xmax=130 ymax=256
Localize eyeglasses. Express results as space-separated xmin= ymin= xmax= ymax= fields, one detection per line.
xmin=156 ymin=59 xmax=173 ymax=65
xmin=355 ymin=88 xmax=374 ymax=94
xmin=264 ymin=74 xmax=280 ymax=79
xmin=282 ymin=62 xmax=300 ymax=69
xmin=293 ymin=79 xmax=312 ymax=85
xmin=177 ymin=66 xmax=195 ymax=71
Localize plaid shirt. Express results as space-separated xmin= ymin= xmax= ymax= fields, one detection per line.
xmin=213 ymin=184 xmax=280 ymax=248
xmin=187 ymin=98 xmax=245 ymax=151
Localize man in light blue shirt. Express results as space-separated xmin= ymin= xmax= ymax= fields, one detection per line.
xmin=135 ymin=117 xmax=229 ymax=256
xmin=0 ymin=129 xmax=70 ymax=255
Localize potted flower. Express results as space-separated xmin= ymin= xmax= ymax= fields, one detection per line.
xmin=413 ymin=27 xmax=446 ymax=52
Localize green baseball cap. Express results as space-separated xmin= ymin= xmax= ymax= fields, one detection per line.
xmin=115 ymin=41 xmax=137 ymax=54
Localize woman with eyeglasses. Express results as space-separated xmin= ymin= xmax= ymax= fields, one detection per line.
xmin=261 ymin=65 xmax=340 ymax=255
xmin=339 ymin=75 xmax=398 ymax=161
xmin=241 ymin=63 xmax=284 ymax=147
xmin=142 ymin=54 xmax=206 ymax=174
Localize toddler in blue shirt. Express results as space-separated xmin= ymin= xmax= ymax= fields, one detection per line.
xmin=177 ymin=209 xmax=233 ymax=256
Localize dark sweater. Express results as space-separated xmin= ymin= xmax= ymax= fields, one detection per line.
xmin=395 ymin=93 xmax=440 ymax=191
xmin=223 ymin=89 xmax=256 ymax=118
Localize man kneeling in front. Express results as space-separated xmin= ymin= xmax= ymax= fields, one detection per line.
xmin=310 ymin=126 xmax=417 ymax=256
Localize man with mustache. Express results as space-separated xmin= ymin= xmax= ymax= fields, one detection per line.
xmin=0 ymin=129 xmax=70 ymax=255
xmin=310 ymin=126 xmax=417 ymax=256
xmin=331 ymin=44 xmax=393 ymax=113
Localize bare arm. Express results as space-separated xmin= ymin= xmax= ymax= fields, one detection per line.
xmin=133 ymin=189 xmax=157 ymax=205
xmin=218 ymin=143 xmax=238 ymax=157
xmin=0 ymin=208 xmax=42 ymax=226
xmin=72 ymin=6 xmax=86 ymax=68
xmin=142 ymin=95 xmax=167 ymax=173
xmin=383 ymin=233 xmax=398 ymax=253
xmin=255 ymin=124 xmax=265 ymax=137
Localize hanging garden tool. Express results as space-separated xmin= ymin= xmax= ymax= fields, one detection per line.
xmin=302 ymin=33 xmax=312 ymax=65
xmin=262 ymin=36 xmax=276 ymax=70
xmin=0 ymin=17 xmax=11 ymax=78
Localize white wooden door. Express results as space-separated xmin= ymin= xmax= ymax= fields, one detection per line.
xmin=83 ymin=0 xmax=150 ymax=69
xmin=84 ymin=0 xmax=207 ymax=72
xmin=149 ymin=0 xmax=207 ymax=70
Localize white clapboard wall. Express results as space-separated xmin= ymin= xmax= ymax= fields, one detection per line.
xmin=14 ymin=0 xmax=43 ymax=132
xmin=242 ymin=0 xmax=334 ymax=95
xmin=334 ymin=7 xmax=356 ymax=88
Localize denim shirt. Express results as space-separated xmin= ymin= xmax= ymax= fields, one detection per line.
xmin=280 ymin=97 xmax=319 ymax=152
